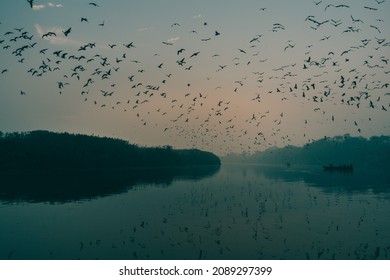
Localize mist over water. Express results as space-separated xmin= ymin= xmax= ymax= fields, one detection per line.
xmin=1 ymin=164 xmax=389 ymax=260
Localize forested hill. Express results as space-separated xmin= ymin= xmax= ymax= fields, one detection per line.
xmin=0 ymin=131 xmax=220 ymax=168
xmin=226 ymin=135 xmax=390 ymax=169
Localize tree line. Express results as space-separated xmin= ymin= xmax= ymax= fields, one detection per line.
xmin=224 ymin=134 xmax=390 ymax=169
xmin=0 ymin=130 xmax=221 ymax=169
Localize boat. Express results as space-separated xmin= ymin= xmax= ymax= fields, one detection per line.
xmin=323 ymin=164 xmax=353 ymax=172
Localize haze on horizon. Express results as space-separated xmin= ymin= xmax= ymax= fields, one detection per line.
xmin=0 ymin=0 xmax=389 ymax=155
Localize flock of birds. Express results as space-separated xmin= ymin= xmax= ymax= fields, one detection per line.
xmin=1 ymin=1 xmax=389 ymax=261
xmin=0 ymin=0 xmax=389 ymax=154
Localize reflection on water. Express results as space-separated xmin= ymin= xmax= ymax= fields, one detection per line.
xmin=0 ymin=165 xmax=220 ymax=203
xmin=252 ymin=164 xmax=390 ymax=194
xmin=0 ymin=164 xmax=389 ymax=260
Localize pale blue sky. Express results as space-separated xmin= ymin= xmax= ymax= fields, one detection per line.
xmin=0 ymin=0 xmax=389 ymax=155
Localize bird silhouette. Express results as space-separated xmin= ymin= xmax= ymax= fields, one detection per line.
xmin=364 ymin=6 xmax=378 ymax=10
xmin=42 ymin=32 xmax=56 ymax=38
xmin=216 ymin=65 xmax=227 ymax=72
xmin=351 ymin=15 xmax=364 ymax=24
xmin=62 ymin=27 xmax=71 ymax=37
xmin=123 ymin=42 xmax=135 ymax=48
xmin=27 ymin=0 xmax=33 ymax=8
xmin=370 ymin=25 xmax=381 ymax=33
xmin=190 ymin=51 xmax=200 ymax=58
xmin=177 ymin=48 xmax=185 ymax=55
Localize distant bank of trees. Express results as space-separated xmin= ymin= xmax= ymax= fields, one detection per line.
xmin=224 ymin=134 xmax=390 ymax=169
xmin=0 ymin=130 xmax=220 ymax=168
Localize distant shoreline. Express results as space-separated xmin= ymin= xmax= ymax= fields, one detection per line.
xmin=0 ymin=130 xmax=221 ymax=169
xmin=222 ymin=134 xmax=390 ymax=170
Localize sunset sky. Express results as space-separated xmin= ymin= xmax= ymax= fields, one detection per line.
xmin=0 ymin=0 xmax=389 ymax=155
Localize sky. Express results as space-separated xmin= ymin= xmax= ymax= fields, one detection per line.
xmin=0 ymin=0 xmax=389 ymax=155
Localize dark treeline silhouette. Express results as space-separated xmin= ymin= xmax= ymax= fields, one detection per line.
xmin=0 ymin=130 xmax=220 ymax=169
xmin=0 ymin=130 xmax=220 ymax=203
xmin=224 ymin=134 xmax=390 ymax=170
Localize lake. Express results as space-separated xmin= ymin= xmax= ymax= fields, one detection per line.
xmin=0 ymin=164 xmax=389 ymax=260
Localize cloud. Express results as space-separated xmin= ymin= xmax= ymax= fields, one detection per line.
xmin=167 ymin=36 xmax=180 ymax=43
xmin=33 ymin=5 xmax=46 ymax=10
xmin=48 ymin=2 xmax=63 ymax=8
xmin=192 ymin=14 xmax=202 ymax=19
xmin=33 ymin=2 xmax=63 ymax=10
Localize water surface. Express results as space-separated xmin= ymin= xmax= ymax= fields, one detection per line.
xmin=1 ymin=164 xmax=389 ymax=259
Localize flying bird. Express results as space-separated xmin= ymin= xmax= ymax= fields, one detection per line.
xmin=177 ymin=48 xmax=185 ymax=55
xmin=42 ymin=32 xmax=56 ymax=38
xmin=351 ymin=15 xmax=364 ymax=24
xmin=123 ymin=42 xmax=135 ymax=48
xmin=370 ymin=25 xmax=381 ymax=33
xmin=176 ymin=58 xmax=186 ymax=66
xmin=324 ymin=4 xmax=334 ymax=11
xmin=364 ymin=6 xmax=378 ymax=10
xmin=190 ymin=51 xmax=200 ymax=58
xmin=335 ymin=4 xmax=350 ymax=8
xmin=62 ymin=27 xmax=71 ymax=37
xmin=284 ymin=42 xmax=295 ymax=51
xmin=27 ymin=0 xmax=33 ymax=8
xmin=216 ymin=65 xmax=227 ymax=72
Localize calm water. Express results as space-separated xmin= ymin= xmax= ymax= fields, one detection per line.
xmin=0 ymin=164 xmax=389 ymax=260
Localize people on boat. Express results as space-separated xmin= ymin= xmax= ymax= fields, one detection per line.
xmin=323 ymin=164 xmax=353 ymax=171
